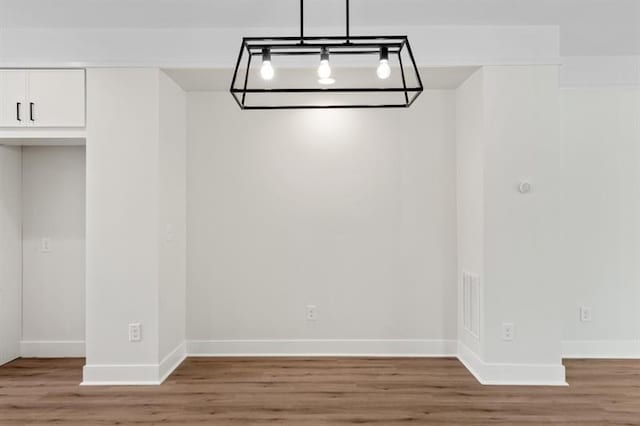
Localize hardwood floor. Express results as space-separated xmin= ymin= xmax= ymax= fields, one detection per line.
xmin=0 ymin=357 xmax=639 ymax=425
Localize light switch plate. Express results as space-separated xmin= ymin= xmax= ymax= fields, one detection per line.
xmin=128 ymin=323 xmax=142 ymax=342
xmin=41 ymin=237 xmax=52 ymax=253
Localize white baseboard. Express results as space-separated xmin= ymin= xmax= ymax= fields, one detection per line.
xmin=79 ymin=338 xmax=620 ymax=386
xmin=0 ymin=354 xmax=20 ymax=367
xmin=562 ymin=340 xmax=640 ymax=359
xmin=457 ymin=342 xmax=567 ymax=386
xmin=187 ymin=339 xmax=458 ymax=357
xmin=81 ymin=363 xmax=162 ymax=386
xmin=20 ymin=340 xmax=85 ymax=358
xmin=82 ymin=341 xmax=186 ymax=386
xmin=159 ymin=341 xmax=187 ymax=383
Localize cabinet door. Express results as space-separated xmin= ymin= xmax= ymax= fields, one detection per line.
xmin=0 ymin=70 xmax=28 ymax=127
xmin=28 ymin=70 xmax=85 ymax=127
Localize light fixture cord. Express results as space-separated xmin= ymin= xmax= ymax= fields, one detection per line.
xmin=300 ymin=0 xmax=304 ymax=41
xmin=299 ymin=0 xmax=351 ymax=42
xmin=346 ymin=0 xmax=350 ymax=41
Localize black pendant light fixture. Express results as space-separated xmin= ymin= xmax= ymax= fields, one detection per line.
xmin=230 ymin=0 xmax=423 ymax=109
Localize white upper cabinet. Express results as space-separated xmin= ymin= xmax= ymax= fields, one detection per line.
xmin=0 ymin=71 xmax=28 ymax=127
xmin=28 ymin=70 xmax=85 ymax=127
xmin=0 ymin=69 xmax=85 ymax=128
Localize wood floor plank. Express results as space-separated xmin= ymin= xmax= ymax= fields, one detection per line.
xmin=0 ymin=357 xmax=639 ymax=425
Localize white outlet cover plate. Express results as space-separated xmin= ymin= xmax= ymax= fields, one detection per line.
xmin=502 ymin=323 xmax=515 ymax=341
xmin=306 ymin=305 xmax=317 ymax=321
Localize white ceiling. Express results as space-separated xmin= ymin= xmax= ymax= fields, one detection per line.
xmin=1 ymin=0 xmax=638 ymax=56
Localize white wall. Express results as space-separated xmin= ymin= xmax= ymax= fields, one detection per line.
xmin=560 ymin=87 xmax=640 ymax=356
xmin=84 ymin=68 xmax=187 ymax=384
xmin=85 ymin=68 xmax=161 ymax=382
xmin=560 ymin=56 xmax=640 ymax=87
xmin=0 ymin=146 xmax=22 ymax=366
xmin=482 ymin=66 xmax=564 ymax=368
xmin=186 ymin=91 xmax=457 ymax=355
xmin=456 ymin=66 xmax=566 ymax=385
xmin=456 ymin=68 xmax=485 ymax=356
xmin=21 ymin=146 xmax=85 ymax=357
xmin=158 ymin=72 xmax=187 ymax=361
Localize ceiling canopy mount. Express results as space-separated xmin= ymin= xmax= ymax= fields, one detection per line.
xmin=230 ymin=0 xmax=424 ymax=109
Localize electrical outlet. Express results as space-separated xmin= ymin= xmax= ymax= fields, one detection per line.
xmin=41 ymin=237 xmax=52 ymax=253
xmin=128 ymin=323 xmax=142 ymax=342
xmin=580 ymin=306 xmax=592 ymax=322
xmin=306 ymin=305 xmax=318 ymax=321
xmin=502 ymin=323 xmax=515 ymax=341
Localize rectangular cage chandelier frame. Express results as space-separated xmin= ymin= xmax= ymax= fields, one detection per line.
xmin=230 ymin=0 xmax=424 ymax=110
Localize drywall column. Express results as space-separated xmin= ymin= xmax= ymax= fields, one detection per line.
xmin=482 ymin=65 xmax=564 ymax=383
xmin=0 ymin=146 xmax=22 ymax=366
xmin=456 ymin=69 xmax=485 ymax=359
xmin=457 ymin=65 xmax=566 ymax=385
xmin=84 ymin=69 xmax=186 ymax=385
xmin=158 ymin=72 xmax=187 ymax=377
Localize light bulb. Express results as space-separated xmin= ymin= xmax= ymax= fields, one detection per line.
xmin=317 ymin=48 xmax=332 ymax=79
xmin=318 ymin=59 xmax=331 ymax=79
xmin=260 ymin=48 xmax=274 ymax=80
xmin=260 ymin=61 xmax=274 ymax=80
xmin=376 ymin=46 xmax=391 ymax=80
xmin=377 ymin=59 xmax=391 ymax=79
